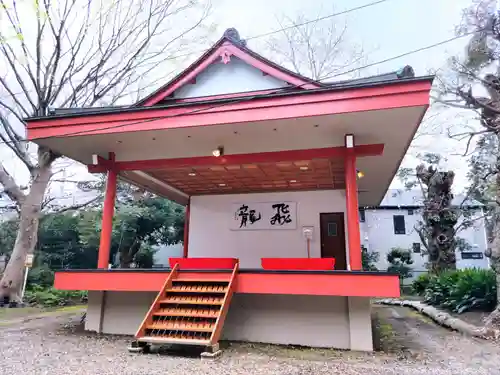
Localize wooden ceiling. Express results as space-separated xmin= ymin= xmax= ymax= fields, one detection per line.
xmin=147 ymin=158 xmax=345 ymax=195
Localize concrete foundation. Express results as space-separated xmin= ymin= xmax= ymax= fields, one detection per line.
xmin=85 ymin=291 xmax=373 ymax=351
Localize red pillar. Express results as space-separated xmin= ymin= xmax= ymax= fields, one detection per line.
xmin=344 ymin=135 xmax=362 ymax=271
xmin=183 ymin=200 xmax=190 ymax=258
xmin=97 ymin=165 xmax=117 ymax=269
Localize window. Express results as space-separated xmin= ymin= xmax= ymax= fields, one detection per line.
xmin=393 ymin=215 xmax=406 ymax=235
xmin=408 ymin=209 xmax=414 ymax=215
xmin=327 ymin=222 xmax=338 ymax=236
xmin=461 ymin=252 xmax=484 ymax=260
xmin=359 ymin=209 xmax=366 ymax=222
xmin=412 ymin=242 xmax=421 ymax=253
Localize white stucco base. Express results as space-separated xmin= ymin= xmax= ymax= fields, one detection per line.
xmin=85 ymin=291 xmax=373 ymax=351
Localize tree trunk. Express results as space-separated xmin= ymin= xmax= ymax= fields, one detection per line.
xmin=119 ymin=239 xmax=141 ymax=268
xmin=485 ymin=133 xmax=500 ymax=330
xmin=416 ymin=165 xmax=457 ymax=274
xmin=0 ymin=164 xmax=51 ymax=302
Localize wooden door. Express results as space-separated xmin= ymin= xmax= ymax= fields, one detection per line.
xmin=320 ymin=213 xmax=347 ymax=270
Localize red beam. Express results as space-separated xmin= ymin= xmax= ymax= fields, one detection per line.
xmin=54 ymin=271 xmax=401 ymax=297
xmin=87 ymin=144 xmax=384 ymax=173
xmin=97 ymin=154 xmax=117 ymax=269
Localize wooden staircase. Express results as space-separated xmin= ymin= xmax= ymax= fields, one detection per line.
xmin=134 ymin=263 xmax=238 ymax=350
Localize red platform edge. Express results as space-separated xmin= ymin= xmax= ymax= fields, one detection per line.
xmin=169 ymin=257 xmax=239 ymax=269
xmin=261 ymin=258 xmax=335 ymax=270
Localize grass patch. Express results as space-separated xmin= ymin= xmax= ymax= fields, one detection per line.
xmin=372 ymin=312 xmax=397 ymax=352
xmin=0 ymin=304 xmax=86 ymax=324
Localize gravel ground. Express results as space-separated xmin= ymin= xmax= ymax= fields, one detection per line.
xmin=0 ymin=307 xmax=499 ymax=375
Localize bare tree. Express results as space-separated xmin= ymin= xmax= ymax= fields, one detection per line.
xmin=0 ymin=0 xmax=211 ymax=303
xmin=434 ymin=0 xmax=500 ymax=332
xmin=264 ymin=6 xmax=365 ymax=81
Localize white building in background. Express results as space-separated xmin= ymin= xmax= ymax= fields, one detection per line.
xmin=360 ymin=189 xmax=490 ymax=278
xmin=152 ymin=243 xmax=183 ymax=267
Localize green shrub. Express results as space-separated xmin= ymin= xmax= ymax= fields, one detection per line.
xmin=387 ymin=247 xmax=413 ymax=286
xmin=423 ymin=271 xmax=460 ymax=308
xmin=422 ymin=268 xmax=496 ymax=314
xmin=27 ymin=264 xmax=54 ymax=288
xmin=24 ymin=286 xmax=87 ymax=307
xmin=362 ymin=246 xmax=379 ymax=271
xmin=411 ymin=273 xmax=433 ymax=295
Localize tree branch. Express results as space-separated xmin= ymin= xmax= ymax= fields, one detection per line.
xmin=0 ymin=163 xmax=25 ymax=205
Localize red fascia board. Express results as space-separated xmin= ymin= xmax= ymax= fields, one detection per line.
xmin=87 ymin=144 xmax=384 ymax=173
xmin=142 ymin=44 xmax=227 ymax=106
xmin=223 ymin=44 xmax=319 ymax=89
xmin=27 ymin=81 xmax=431 ymax=140
xmin=53 ymin=271 xmax=401 ymax=297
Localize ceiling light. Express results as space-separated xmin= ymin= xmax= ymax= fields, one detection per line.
xmin=299 ymin=166 xmax=308 ymax=171
xmin=356 ymin=170 xmax=365 ymax=179
xmin=212 ymin=146 xmax=224 ymax=157
xmin=188 ymin=172 xmax=196 ymax=176
xmin=219 ymin=183 xmax=226 ymax=187
xmin=290 ymin=180 xmax=297 ymax=183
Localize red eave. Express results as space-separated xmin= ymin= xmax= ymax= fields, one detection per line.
xmin=26 ymin=79 xmax=432 ymax=140
xmin=54 ymin=270 xmax=401 ymax=298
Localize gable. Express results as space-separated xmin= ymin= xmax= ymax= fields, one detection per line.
xmin=173 ymin=57 xmax=291 ymax=99
xmin=137 ymin=29 xmax=321 ymax=106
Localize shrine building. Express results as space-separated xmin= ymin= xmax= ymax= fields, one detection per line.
xmin=25 ymin=29 xmax=432 ymax=354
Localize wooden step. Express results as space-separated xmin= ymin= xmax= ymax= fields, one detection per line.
xmin=160 ymin=296 xmax=224 ymax=305
xmin=153 ymin=308 xmax=219 ymax=318
xmin=173 ymin=276 xmax=230 ymax=283
xmin=138 ymin=336 xmax=210 ymax=346
xmin=167 ymin=285 xmax=228 ymax=293
xmin=134 ymin=263 xmax=238 ymax=352
xmin=146 ymin=321 xmax=214 ymax=332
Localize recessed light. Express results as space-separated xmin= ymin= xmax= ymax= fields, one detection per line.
xmin=219 ymin=183 xmax=226 ymax=187
xmin=299 ymin=166 xmax=308 ymax=171
xmin=290 ymin=180 xmax=297 ymax=183
xmin=212 ymin=146 xmax=224 ymax=157
xmin=188 ymin=172 xmax=196 ymax=176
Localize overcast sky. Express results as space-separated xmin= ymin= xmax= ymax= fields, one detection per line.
xmin=211 ymin=0 xmax=476 ymax=189
xmin=0 ymin=0 xmax=479 ymax=199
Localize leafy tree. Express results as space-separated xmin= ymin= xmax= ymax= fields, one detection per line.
xmin=362 ymin=246 xmax=379 ymax=271
xmin=433 ymin=0 xmax=500 ymax=330
xmin=387 ymin=247 xmax=414 ymax=286
xmin=467 ymin=133 xmax=498 ymax=240
xmin=0 ymin=193 xmax=184 ymax=281
xmin=398 ymin=153 xmax=474 ymax=273
xmin=0 ymin=0 xmax=211 ymax=302
xmin=134 ymin=246 xmax=157 ymax=269
xmin=78 ymin=197 xmax=184 ymax=268
xmin=0 ymin=218 xmax=18 ymax=262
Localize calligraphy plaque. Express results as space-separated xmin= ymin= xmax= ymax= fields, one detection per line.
xmin=230 ymin=201 xmax=297 ymax=230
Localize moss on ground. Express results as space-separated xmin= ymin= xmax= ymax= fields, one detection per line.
xmin=0 ymin=305 xmax=86 ymax=325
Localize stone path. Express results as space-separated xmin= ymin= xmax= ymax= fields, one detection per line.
xmin=0 ymin=306 xmax=498 ymax=375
